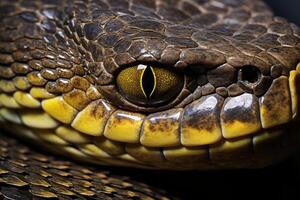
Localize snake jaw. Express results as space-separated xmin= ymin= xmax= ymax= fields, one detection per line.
xmin=0 ymin=0 xmax=299 ymax=170
xmin=2 ymin=69 xmax=299 ymax=170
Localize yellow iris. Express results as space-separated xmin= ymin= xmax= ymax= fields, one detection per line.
xmin=116 ymin=64 xmax=183 ymax=106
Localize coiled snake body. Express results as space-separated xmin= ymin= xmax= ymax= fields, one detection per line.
xmin=0 ymin=0 xmax=300 ymax=198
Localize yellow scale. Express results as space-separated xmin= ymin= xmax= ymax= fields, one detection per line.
xmin=0 ymin=63 xmax=299 ymax=169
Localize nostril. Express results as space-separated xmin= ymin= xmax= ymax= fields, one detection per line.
xmin=239 ymin=66 xmax=261 ymax=84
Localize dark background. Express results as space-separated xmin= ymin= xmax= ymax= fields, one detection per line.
xmin=123 ymin=159 xmax=300 ymax=199
xmin=265 ymin=0 xmax=300 ymax=25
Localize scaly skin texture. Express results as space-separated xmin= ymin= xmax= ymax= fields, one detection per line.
xmin=0 ymin=0 xmax=300 ymax=175
xmin=0 ymin=134 xmax=171 ymax=199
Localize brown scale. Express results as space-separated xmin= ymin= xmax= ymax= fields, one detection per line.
xmin=0 ymin=134 xmax=171 ymax=199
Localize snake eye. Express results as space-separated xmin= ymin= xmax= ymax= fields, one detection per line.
xmin=238 ymin=66 xmax=261 ymax=85
xmin=116 ymin=64 xmax=184 ymax=106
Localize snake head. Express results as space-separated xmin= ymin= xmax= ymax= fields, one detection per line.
xmin=0 ymin=0 xmax=299 ymax=169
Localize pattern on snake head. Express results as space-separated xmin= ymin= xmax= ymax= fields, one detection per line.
xmin=0 ymin=0 xmax=299 ymax=170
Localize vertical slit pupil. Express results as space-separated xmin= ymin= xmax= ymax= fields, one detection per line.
xmin=142 ymin=65 xmax=155 ymax=99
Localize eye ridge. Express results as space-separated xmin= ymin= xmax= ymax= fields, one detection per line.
xmin=140 ymin=65 xmax=156 ymax=99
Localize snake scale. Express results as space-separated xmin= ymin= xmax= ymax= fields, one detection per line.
xmin=0 ymin=0 xmax=300 ymax=199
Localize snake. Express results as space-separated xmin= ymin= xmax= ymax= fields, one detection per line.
xmin=0 ymin=0 xmax=300 ymax=198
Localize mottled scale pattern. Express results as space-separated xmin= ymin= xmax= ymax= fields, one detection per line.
xmin=0 ymin=0 xmax=299 ymax=173
xmin=0 ymin=134 xmax=171 ymax=199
